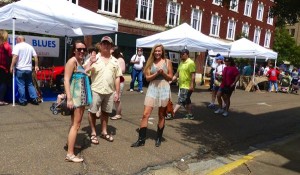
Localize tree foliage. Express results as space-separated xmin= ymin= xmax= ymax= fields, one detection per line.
xmin=270 ymin=0 xmax=300 ymax=27
xmin=273 ymin=27 xmax=300 ymax=67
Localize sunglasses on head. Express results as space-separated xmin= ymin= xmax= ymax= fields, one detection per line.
xmin=76 ymin=48 xmax=87 ymax=52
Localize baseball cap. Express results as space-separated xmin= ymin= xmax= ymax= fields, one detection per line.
xmin=101 ymin=36 xmax=114 ymax=45
xmin=180 ymin=49 xmax=189 ymax=55
xmin=216 ymin=55 xmax=224 ymax=60
xmin=224 ymin=57 xmax=233 ymax=62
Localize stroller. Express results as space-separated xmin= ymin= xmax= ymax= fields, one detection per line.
xmin=290 ymin=79 xmax=299 ymax=94
xmin=280 ymin=76 xmax=291 ymax=93
xmin=50 ymin=94 xmax=72 ymax=115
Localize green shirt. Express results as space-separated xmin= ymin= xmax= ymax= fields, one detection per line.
xmin=177 ymin=58 xmax=196 ymax=89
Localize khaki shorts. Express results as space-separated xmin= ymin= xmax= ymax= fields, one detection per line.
xmin=89 ymin=91 xmax=114 ymax=114
xmin=113 ymin=82 xmax=124 ymax=101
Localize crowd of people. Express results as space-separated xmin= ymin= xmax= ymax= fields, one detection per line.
xmin=2 ymin=29 xmax=300 ymax=163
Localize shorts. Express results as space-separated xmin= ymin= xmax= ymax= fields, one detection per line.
xmin=113 ymin=82 xmax=124 ymax=101
xmin=177 ymin=88 xmax=192 ymax=106
xmin=212 ymin=85 xmax=220 ymax=91
xmin=89 ymin=91 xmax=114 ymax=114
xmin=219 ymin=86 xmax=234 ymax=95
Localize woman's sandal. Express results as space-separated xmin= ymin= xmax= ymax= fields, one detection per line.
xmin=100 ymin=133 xmax=114 ymax=142
xmin=90 ymin=135 xmax=99 ymax=145
xmin=65 ymin=154 xmax=83 ymax=163
xmin=110 ymin=115 xmax=122 ymax=120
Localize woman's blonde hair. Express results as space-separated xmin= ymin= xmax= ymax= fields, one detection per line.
xmin=0 ymin=29 xmax=8 ymax=42
xmin=143 ymin=44 xmax=166 ymax=74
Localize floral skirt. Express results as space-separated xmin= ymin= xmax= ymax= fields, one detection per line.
xmin=144 ymin=79 xmax=170 ymax=107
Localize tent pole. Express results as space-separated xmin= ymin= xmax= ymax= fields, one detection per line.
xmin=12 ymin=17 xmax=16 ymax=107
xmin=203 ymin=51 xmax=209 ymax=84
xmin=64 ymin=36 xmax=67 ymax=64
xmin=115 ymin=33 xmax=118 ymax=46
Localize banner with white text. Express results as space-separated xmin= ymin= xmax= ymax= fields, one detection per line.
xmin=8 ymin=35 xmax=60 ymax=57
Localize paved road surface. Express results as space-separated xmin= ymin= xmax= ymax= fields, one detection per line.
xmin=0 ymin=82 xmax=300 ymax=174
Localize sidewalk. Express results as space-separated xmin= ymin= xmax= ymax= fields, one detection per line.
xmin=145 ymin=134 xmax=300 ymax=175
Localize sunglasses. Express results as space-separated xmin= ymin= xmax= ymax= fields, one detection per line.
xmin=76 ymin=48 xmax=87 ymax=52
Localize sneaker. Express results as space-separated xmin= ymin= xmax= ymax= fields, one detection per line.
xmin=31 ymin=98 xmax=39 ymax=105
xmin=130 ymin=89 xmax=134 ymax=92
xmin=184 ymin=114 xmax=194 ymax=120
xmin=19 ymin=101 xmax=28 ymax=106
xmin=222 ymin=111 xmax=229 ymax=117
xmin=188 ymin=114 xmax=194 ymax=120
xmin=140 ymin=90 xmax=143 ymax=93
xmin=214 ymin=108 xmax=224 ymax=114
xmin=207 ymin=103 xmax=215 ymax=109
xmin=165 ymin=113 xmax=173 ymax=120
xmin=65 ymin=154 xmax=83 ymax=163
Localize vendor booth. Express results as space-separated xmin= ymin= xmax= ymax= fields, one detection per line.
xmin=0 ymin=0 xmax=118 ymax=105
xmin=210 ymin=38 xmax=278 ymax=91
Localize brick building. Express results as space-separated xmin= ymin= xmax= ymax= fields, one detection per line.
xmin=70 ymin=0 xmax=276 ymax=72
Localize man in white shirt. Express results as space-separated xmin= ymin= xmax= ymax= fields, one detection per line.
xmin=129 ymin=48 xmax=145 ymax=93
xmin=10 ymin=35 xmax=39 ymax=106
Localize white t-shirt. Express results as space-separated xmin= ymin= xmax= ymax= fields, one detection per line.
xmin=12 ymin=42 xmax=37 ymax=71
xmin=213 ymin=64 xmax=225 ymax=79
xmin=131 ymin=54 xmax=145 ymax=70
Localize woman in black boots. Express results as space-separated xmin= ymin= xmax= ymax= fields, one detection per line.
xmin=131 ymin=44 xmax=173 ymax=147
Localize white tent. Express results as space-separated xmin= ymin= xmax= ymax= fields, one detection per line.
xmin=216 ymin=38 xmax=278 ymax=59
xmin=136 ymin=23 xmax=230 ymax=52
xmin=0 ymin=0 xmax=118 ymax=106
xmin=210 ymin=38 xmax=278 ymax=89
xmin=0 ymin=0 xmax=118 ymax=36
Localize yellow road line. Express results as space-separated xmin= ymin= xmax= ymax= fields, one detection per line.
xmin=207 ymin=155 xmax=254 ymax=175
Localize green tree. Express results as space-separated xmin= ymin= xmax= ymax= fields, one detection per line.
xmin=273 ymin=27 xmax=300 ymax=67
xmin=270 ymin=0 xmax=300 ymax=27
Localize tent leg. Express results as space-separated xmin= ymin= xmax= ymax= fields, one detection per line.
xmin=12 ymin=18 xmax=16 ymax=107
xmin=64 ymin=36 xmax=67 ymax=64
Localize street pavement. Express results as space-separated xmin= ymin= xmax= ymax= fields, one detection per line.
xmin=0 ymin=76 xmax=300 ymax=175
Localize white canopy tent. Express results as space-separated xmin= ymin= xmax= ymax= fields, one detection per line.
xmin=209 ymin=38 xmax=278 ymax=90
xmin=136 ymin=23 xmax=230 ymax=52
xmin=0 ymin=0 xmax=118 ymax=106
xmin=210 ymin=38 xmax=278 ymax=59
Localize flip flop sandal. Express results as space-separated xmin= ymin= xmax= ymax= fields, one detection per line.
xmin=90 ymin=135 xmax=99 ymax=145
xmin=100 ymin=133 xmax=114 ymax=142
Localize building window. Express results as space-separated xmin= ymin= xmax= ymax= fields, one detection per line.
xmin=67 ymin=0 xmax=78 ymax=5
xmin=242 ymin=24 xmax=250 ymax=37
xmin=256 ymin=3 xmax=264 ymax=21
xmin=212 ymin=0 xmax=221 ymax=6
xmin=290 ymin=29 xmax=295 ymax=37
xmin=244 ymin=0 xmax=253 ymax=17
xmin=166 ymin=1 xmax=181 ymax=27
xmin=267 ymin=9 xmax=273 ymax=25
xmin=229 ymin=0 xmax=239 ymax=12
xmin=136 ymin=0 xmax=153 ymax=22
xmin=98 ymin=0 xmax=120 ymax=15
xmin=210 ymin=15 xmax=221 ymax=37
xmin=226 ymin=19 xmax=236 ymax=40
xmin=191 ymin=8 xmax=202 ymax=31
xmin=253 ymin=27 xmax=261 ymax=44
xmin=264 ymin=30 xmax=271 ymax=48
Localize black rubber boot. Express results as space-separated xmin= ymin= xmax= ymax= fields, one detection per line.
xmin=155 ymin=125 xmax=165 ymax=147
xmin=131 ymin=127 xmax=147 ymax=147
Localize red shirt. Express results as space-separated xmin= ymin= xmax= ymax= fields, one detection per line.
xmin=267 ymin=68 xmax=280 ymax=81
xmin=0 ymin=42 xmax=12 ymax=72
xmin=220 ymin=66 xmax=240 ymax=88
